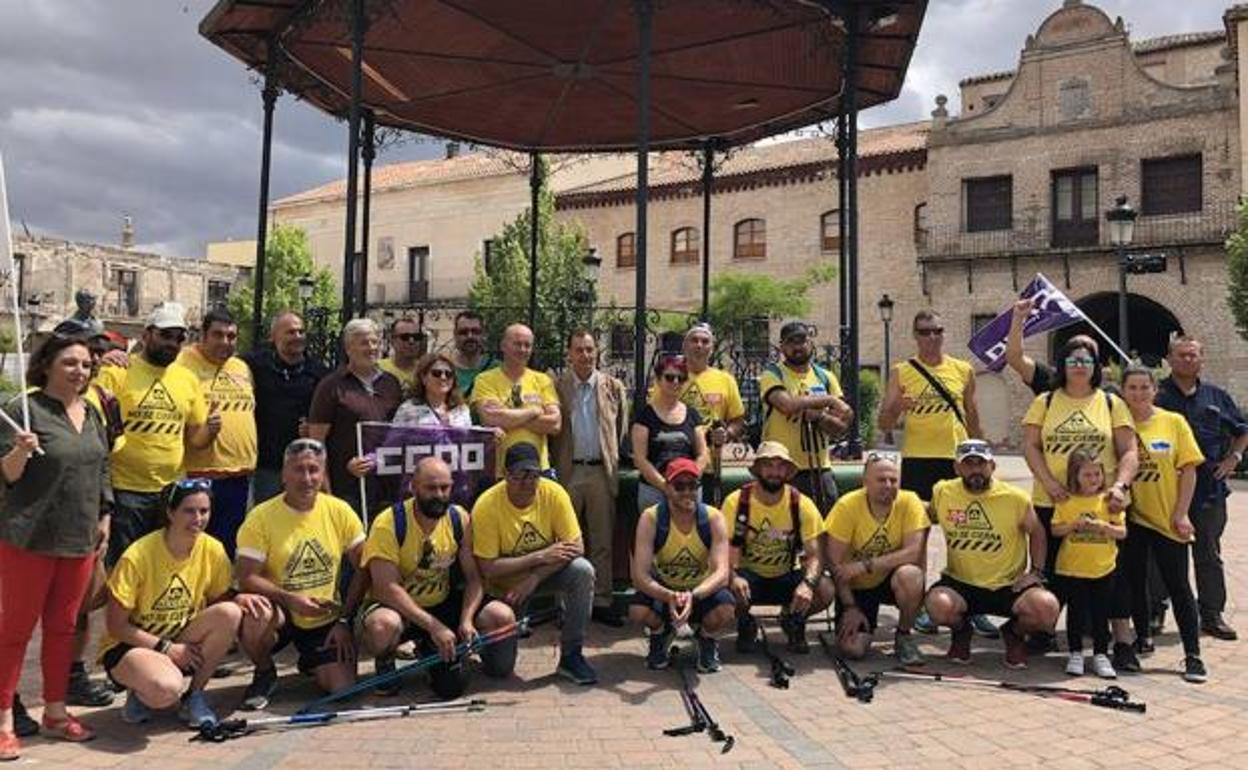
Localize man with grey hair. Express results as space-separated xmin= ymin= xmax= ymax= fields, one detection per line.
xmin=307 ymin=317 xmax=403 ymax=517
xmin=678 ymin=323 xmax=746 ymax=448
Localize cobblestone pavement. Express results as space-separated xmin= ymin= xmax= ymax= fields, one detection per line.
xmin=10 ymin=459 xmax=1248 ymax=769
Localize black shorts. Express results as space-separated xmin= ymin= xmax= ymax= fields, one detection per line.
xmin=101 ymin=643 xmax=193 ymax=688
xmin=836 ymin=578 xmax=898 ymax=631
xmin=361 ymin=592 xmax=464 ymax=651
xmin=901 ymin=458 xmax=956 ymax=502
xmin=738 ymin=570 xmax=803 ymax=607
xmin=274 ymin=619 xmax=342 ymax=673
xmin=933 ymin=574 xmax=1035 ymax=619
xmin=631 ymin=587 xmax=735 ymax=625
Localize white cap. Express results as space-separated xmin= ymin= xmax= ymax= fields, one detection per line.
xmin=146 ymin=302 xmax=187 ymax=330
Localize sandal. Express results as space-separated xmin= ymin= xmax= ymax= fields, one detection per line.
xmin=40 ymin=714 xmax=95 ymax=743
xmin=0 ymin=730 xmax=20 ymax=761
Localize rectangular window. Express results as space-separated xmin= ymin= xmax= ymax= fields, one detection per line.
xmin=963 ymin=176 xmax=1012 ymax=232
xmin=1141 ymin=154 xmax=1202 ymax=216
xmin=821 ymin=210 xmax=841 ymax=252
xmin=408 ymin=246 xmax=429 ymax=303
xmin=617 ymin=233 xmax=636 ymax=269
xmin=1051 ymin=167 xmax=1098 ymax=247
xmin=670 ymin=228 xmax=699 ymax=264
xmin=108 ymin=268 xmax=139 ymax=317
xmin=207 ymin=279 xmax=231 ymax=309
xmin=734 ymin=219 xmax=766 ymax=260
xmin=482 ymin=239 xmax=495 ymax=274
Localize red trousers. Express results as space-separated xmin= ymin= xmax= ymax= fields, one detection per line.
xmin=0 ymin=541 xmax=94 ymax=710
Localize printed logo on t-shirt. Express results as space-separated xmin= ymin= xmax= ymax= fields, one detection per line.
xmin=151 ymin=573 xmax=193 ymax=612
xmin=1066 ymin=511 xmax=1112 ymax=544
xmin=404 ymin=569 xmax=451 ymax=603
xmin=283 ymin=539 xmax=335 ymax=591
xmin=1044 ymin=410 xmax=1105 ymax=457
xmin=659 ymin=546 xmax=704 ymax=586
xmin=138 ymin=573 xmax=196 ymax=639
xmin=944 ymin=501 xmax=1003 ymax=552
xmin=910 ymin=384 xmax=954 ymax=416
xmin=745 ymin=517 xmax=796 ymax=569
xmin=209 ymin=369 xmax=255 ymax=413
xmin=509 ymin=521 xmax=551 ymax=557
xmin=126 ymin=381 xmax=184 ymax=434
xmin=1135 ymin=435 xmax=1161 ymax=483
xmin=856 ymin=528 xmax=893 ymax=559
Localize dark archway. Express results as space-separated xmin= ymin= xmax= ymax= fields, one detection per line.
xmin=1052 ymin=292 xmax=1182 ymax=367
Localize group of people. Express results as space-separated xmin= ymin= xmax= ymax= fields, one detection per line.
xmin=0 ymin=295 xmax=1242 ymax=761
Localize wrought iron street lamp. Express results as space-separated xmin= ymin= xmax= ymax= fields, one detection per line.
xmin=298 ymin=274 xmax=315 ymax=316
xmin=1106 ymin=195 xmax=1138 ymax=356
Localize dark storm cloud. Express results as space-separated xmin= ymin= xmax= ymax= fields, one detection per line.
xmin=0 ymin=1 xmax=1226 ymax=256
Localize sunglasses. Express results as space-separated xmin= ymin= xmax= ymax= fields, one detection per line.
xmin=1065 ymin=357 xmax=1095 ymax=368
xmin=285 ymin=438 xmax=327 ymax=457
xmin=661 ymin=373 xmax=687 ymax=383
xmin=157 ymin=329 xmax=188 ymax=343
xmin=427 ymin=368 xmax=455 ymax=380
xmin=395 ymin=333 xmax=422 ymax=342
xmin=915 ymin=327 xmax=944 ymax=337
xmin=169 ymin=477 xmax=212 ymax=507
xmin=670 ymin=480 xmax=700 ymax=493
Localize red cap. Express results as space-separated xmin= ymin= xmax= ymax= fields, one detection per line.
xmin=663 ymin=457 xmax=702 ymax=483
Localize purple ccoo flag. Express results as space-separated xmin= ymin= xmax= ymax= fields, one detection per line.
xmin=967 ymin=274 xmax=1084 ymax=371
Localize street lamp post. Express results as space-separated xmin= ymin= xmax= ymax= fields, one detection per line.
xmin=298 ymin=274 xmax=315 ymax=317
xmin=1106 ymin=195 xmax=1138 ymax=358
xmin=877 ymin=293 xmax=895 ymax=446
xmin=578 ymin=247 xmax=602 ymax=324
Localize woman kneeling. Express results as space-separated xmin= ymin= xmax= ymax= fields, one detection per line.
xmin=100 ymin=480 xmax=272 ymax=728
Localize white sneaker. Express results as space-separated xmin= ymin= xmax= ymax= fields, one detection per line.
xmin=1092 ymin=653 xmax=1117 ymax=679
xmin=1065 ymin=652 xmax=1085 ymax=676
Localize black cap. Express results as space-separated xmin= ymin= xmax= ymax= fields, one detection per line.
xmin=779 ymin=321 xmax=810 ymax=342
xmin=504 ymin=442 xmax=542 ymax=473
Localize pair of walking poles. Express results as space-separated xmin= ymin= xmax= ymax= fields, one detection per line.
xmin=662 ymin=647 xmax=735 ymax=754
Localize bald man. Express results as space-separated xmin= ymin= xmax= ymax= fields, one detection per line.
xmin=358 ymin=457 xmax=512 ymax=699
xmin=471 ymin=324 xmax=562 ymax=478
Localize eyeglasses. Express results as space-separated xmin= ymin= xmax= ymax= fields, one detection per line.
xmin=427 ymin=368 xmax=455 ymax=380
xmin=158 ymin=329 xmax=187 ymax=343
xmin=915 ymin=327 xmax=944 ymax=337
xmin=670 ymin=480 xmax=700 ymax=493
xmin=1065 ymin=357 xmax=1095 ymax=368
xmin=285 ymin=438 xmax=326 ymax=457
xmin=864 ymin=451 xmax=898 ymax=467
xmin=395 ymin=333 xmax=422 ymax=342
xmin=661 ymin=373 xmax=687 ymax=383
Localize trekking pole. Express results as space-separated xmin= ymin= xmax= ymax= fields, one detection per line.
xmin=802 ymin=418 xmax=827 ymax=514
xmin=709 ymin=420 xmax=725 ymax=507
xmin=874 ymin=670 xmax=1146 ymax=714
xmin=758 ymin=622 xmax=795 ymax=689
xmin=661 ymin=647 xmax=735 ymax=753
xmin=192 ymin=699 xmax=486 ymax=742
xmin=297 ymin=618 xmax=528 ymax=714
xmin=818 ymin=633 xmax=878 ymax=703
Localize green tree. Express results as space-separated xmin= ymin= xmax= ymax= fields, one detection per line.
xmin=1227 ymin=199 xmax=1248 ymax=342
xmin=468 ymin=160 xmax=593 ymax=369
xmin=227 ymin=224 xmax=341 ymax=352
xmin=705 ymin=263 xmax=837 ymax=356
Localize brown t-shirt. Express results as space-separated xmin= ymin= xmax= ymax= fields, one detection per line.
xmin=308 ymin=367 xmax=402 ymax=504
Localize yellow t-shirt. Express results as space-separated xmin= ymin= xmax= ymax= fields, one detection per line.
xmin=824 ymin=488 xmax=929 ymax=590
xmin=895 ymin=356 xmax=973 ymax=459
xmin=97 ymin=358 xmax=209 ymax=492
xmin=1023 ymin=390 xmax=1134 ymax=507
xmin=362 ymin=500 xmax=461 ymax=608
xmin=1052 ymin=494 xmax=1123 ymax=579
xmin=723 ymin=485 xmax=822 ymax=579
xmin=470 ymin=367 xmax=558 ymax=477
xmin=757 ymin=362 xmax=844 ymax=471
xmin=931 ymin=478 xmax=1031 ymax=590
xmin=98 ymin=530 xmax=232 ymax=662
xmin=471 ymin=478 xmax=581 ymax=596
xmin=649 ymin=367 xmax=745 ymax=426
xmin=379 ymin=357 xmax=418 ymax=394
xmin=1130 ymin=408 xmax=1204 ymax=543
xmin=177 ymin=346 xmax=257 ymax=474
xmin=643 ymin=504 xmax=723 ymax=591
xmin=236 ymin=493 xmax=365 ymax=629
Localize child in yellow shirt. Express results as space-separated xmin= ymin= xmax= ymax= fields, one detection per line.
xmin=1051 ymin=449 xmax=1126 ymax=679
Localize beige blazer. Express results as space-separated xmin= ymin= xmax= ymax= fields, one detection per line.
xmin=551 ymin=369 xmax=629 ymax=495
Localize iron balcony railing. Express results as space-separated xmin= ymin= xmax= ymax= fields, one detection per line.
xmin=916 ymin=201 xmax=1238 ymax=262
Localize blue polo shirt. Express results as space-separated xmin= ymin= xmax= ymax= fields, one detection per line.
xmin=1155 ymin=376 xmax=1247 ymax=507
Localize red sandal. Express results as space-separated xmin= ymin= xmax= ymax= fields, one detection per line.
xmin=40 ymin=714 xmax=94 ymax=743
xmin=0 ymin=730 xmax=20 ymax=761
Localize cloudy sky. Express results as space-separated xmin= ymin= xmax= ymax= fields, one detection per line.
xmin=0 ymin=0 xmax=1228 ymax=257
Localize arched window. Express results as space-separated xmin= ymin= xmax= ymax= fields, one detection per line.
xmin=820 ymin=210 xmax=841 ymax=252
xmin=914 ymin=202 xmax=929 ymax=247
xmin=670 ymin=227 xmax=699 ymax=264
xmin=616 ymin=232 xmax=636 ymax=268
xmin=734 ymin=218 xmax=766 ymax=260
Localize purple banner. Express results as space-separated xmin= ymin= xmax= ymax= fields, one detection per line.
xmin=358 ymin=422 xmax=497 ymax=517
xmin=967 ymin=273 xmax=1084 ymax=371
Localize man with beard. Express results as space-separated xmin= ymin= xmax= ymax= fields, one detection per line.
xmin=244 ymin=311 xmax=328 ymax=504
xmin=359 ymin=457 xmax=511 ymax=699
xmin=449 ymin=311 xmax=497 ymax=399
xmin=96 ymin=303 xmax=216 ymax=568
xmin=925 ymin=441 xmax=1059 ymax=669
xmin=758 ymin=321 xmax=853 ymax=510
xmin=724 ymin=442 xmax=832 ymax=654
xmin=825 ymin=453 xmax=928 ymax=665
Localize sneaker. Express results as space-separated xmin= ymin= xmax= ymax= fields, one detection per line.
xmin=913 ymin=609 xmax=939 ymax=635
xmin=1001 ymin=621 xmax=1028 ymax=670
xmin=178 ymin=691 xmax=219 ymax=729
xmin=1183 ymin=655 xmax=1208 ymax=684
xmin=1134 ymin=636 xmax=1155 ymax=655
xmin=646 ymin=626 xmax=674 ymax=670
xmin=894 ymin=631 xmax=923 ymax=667
xmin=1201 ymin=615 xmax=1238 ymax=641
xmin=1025 ymin=631 xmax=1057 ymax=653
xmin=946 ymin=622 xmax=972 ymax=664
xmin=241 ymin=665 xmax=278 ymax=711
xmin=969 ymin=614 xmax=1000 ymax=639
xmin=11 ymin=696 xmax=38 ymax=738
xmin=1091 ymin=653 xmax=1117 ymax=679
xmin=1112 ymin=642 xmax=1141 ymax=673
xmin=556 ymin=649 xmax=598 ymax=685
xmin=782 ymin=614 xmax=809 ymax=655
xmin=1065 ymin=652 xmax=1085 ymax=676
xmin=121 ymin=691 xmax=151 ymax=725
xmin=696 ymin=634 xmax=722 ymax=674
xmin=394 ymin=639 xmax=418 ymax=660
xmin=374 ymin=655 xmax=400 ymax=696
xmin=67 ymin=667 xmax=115 ymax=708
xmin=735 ymin=614 xmax=758 ymax=654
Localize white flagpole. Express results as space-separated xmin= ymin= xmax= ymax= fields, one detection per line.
xmin=0 ymin=152 xmax=31 ymax=430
